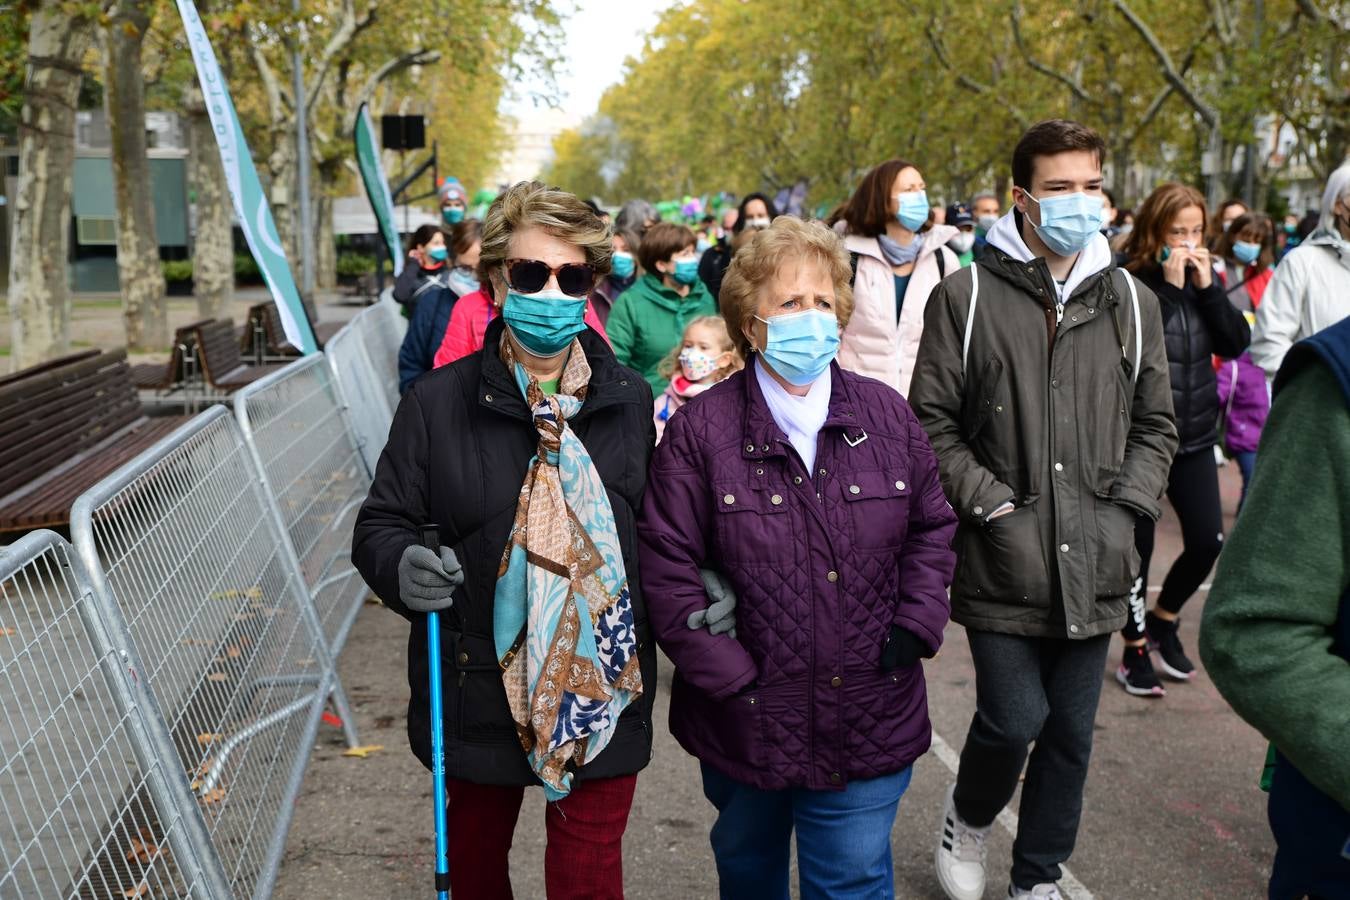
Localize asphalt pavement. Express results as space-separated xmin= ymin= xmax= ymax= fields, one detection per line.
xmin=273 ymin=461 xmax=1273 ymax=899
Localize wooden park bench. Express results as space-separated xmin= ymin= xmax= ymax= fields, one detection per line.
xmin=129 ymin=318 xmax=212 ymax=408
xmin=193 ymin=319 xmax=291 ymax=394
xmin=0 ymin=349 xmax=190 ymax=534
xmin=239 ymin=301 xmax=344 ymax=364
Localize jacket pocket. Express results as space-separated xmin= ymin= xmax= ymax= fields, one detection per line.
xmin=711 ymin=481 xmax=793 ymax=565
xmin=1092 ymin=498 xmax=1139 ymax=599
xmin=962 ymin=356 xmax=1005 ymax=443
xmin=842 ymin=468 xmax=911 ymax=552
xmin=684 ymin=681 xmax=763 ymax=765
xmin=1093 ymin=372 xmax=1131 ymax=492
xmin=452 ymin=632 xmax=520 ymax=744
xmin=961 ymin=504 xmax=1051 ymax=607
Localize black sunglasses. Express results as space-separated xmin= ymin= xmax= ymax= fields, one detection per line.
xmin=503 ymin=258 xmax=595 ymax=298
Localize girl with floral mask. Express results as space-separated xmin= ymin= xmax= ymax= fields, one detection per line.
xmin=652 ymin=315 xmax=743 ymax=442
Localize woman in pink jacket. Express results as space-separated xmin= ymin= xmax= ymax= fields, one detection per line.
xmin=830 ymin=159 xmax=958 ymax=397
xmin=433 ymin=279 xmax=610 ymax=367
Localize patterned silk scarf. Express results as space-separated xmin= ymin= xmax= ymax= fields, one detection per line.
xmin=494 ymin=338 xmax=643 ymax=800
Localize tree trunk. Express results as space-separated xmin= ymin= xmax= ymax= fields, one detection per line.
xmin=315 ymin=158 xmax=339 ymax=290
xmin=6 ymin=3 xmax=91 ymax=371
xmin=103 ymin=0 xmax=167 ymax=350
xmin=184 ymin=83 xmax=234 ymax=319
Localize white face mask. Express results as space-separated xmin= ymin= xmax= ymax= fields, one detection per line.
xmin=949 ymin=232 xmax=976 ymax=254
xmin=745 ymin=216 xmax=772 ymax=230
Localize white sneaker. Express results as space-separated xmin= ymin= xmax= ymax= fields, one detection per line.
xmin=935 ymin=783 xmax=991 ymax=900
xmin=1008 ymin=884 xmax=1064 ymax=899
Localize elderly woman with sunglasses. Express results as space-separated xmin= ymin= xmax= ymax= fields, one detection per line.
xmin=639 ymin=216 xmax=958 ymax=899
xmin=353 ymin=181 xmax=657 ymax=900
xmin=432 ymin=233 xmax=611 ymax=367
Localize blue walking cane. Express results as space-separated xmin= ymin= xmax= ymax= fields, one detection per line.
xmin=419 ymin=525 xmax=451 ymax=900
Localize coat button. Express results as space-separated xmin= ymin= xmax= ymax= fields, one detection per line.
xmin=973 ymin=505 xmax=984 ymax=516
xmin=756 ymin=468 xmax=764 ymax=475
xmin=826 ymin=571 xmax=838 ymax=583
xmin=1054 ymin=462 xmax=1064 ymax=472
xmin=1088 ymin=308 xmax=1096 ymax=314
xmin=1071 ymin=315 xmax=1079 ymax=322
xmin=818 ymin=468 xmax=827 ymax=476
xmin=723 ymin=494 xmax=736 ymax=505
xmin=762 ymin=444 xmax=770 ymax=451
xmin=484 ymin=393 xmax=494 ymax=403
xmin=830 ymin=676 xmax=842 ymax=688
xmin=895 ymin=480 xmax=905 ymax=490
xmin=793 ymin=476 xmax=803 ymax=485
xmin=1069 ymin=624 xmax=1080 ymax=634
xmin=457 ymin=652 xmax=469 ymax=665
xmin=1051 ymin=379 xmax=1060 ymax=388
xmin=770 ymin=494 xmax=783 ymax=505
xmin=829 ymin=772 xmax=842 ymax=785
xmin=746 ymin=444 xmax=755 ymax=453
xmin=1059 ymin=543 xmax=1070 ymax=553
xmin=849 ymin=484 xmax=861 ymax=495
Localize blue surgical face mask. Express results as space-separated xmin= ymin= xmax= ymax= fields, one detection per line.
xmin=896 ymin=190 xmax=930 ymax=231
xmin=611 ymin=251 xmax=635 ymax=279
xmin=755 ymin=309 xmax=840 ymax=386
xmin=442 ymin=206 xmax=465 ymax=225
xmin=672 ymin=257 xmax=700 ymax=286
xmin=502 ymin=290 xmax=588 ymax=357
xmin=1022 ymin=190 xmax=1108 ymax=257
xmin=696 ymin=237 xmax=712 ymax=254
xmin=427 ymin=246 xmax=449 ymax=262
xmin=1232 ymin=241 xmax=1262 ymax=265
xmin=447 ymin=266 xmax=479 ymax=296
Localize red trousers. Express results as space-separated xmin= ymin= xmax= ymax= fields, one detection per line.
xmin=444 ymin=773 xmax=637 ymax=900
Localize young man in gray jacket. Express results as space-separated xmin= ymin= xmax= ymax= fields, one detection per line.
xmin=909 ymin=119 xmax=1177 ymax=900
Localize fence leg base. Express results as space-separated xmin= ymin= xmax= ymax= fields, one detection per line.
xmin=329 ymin=681 xmax=361 ymax=748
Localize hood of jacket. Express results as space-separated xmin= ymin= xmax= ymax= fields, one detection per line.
xmin=986 ymin=209 xmax=1114 ymax=301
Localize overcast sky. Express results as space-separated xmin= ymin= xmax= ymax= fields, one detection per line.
xmin=506 ymin=0 xmax=678 ymax=119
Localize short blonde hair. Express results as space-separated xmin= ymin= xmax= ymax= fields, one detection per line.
xmin=719 ymin=216 xmax=854 ymax=360
xmin=478 ymin=181 xmax=613 ymax=286
xmin=657 ymin=315 xmax=745 ymax=381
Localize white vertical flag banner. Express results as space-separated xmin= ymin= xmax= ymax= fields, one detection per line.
xmin=176 ymin=0 xmax=318 ymax=354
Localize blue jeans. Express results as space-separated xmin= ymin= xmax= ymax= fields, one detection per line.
xmin=700 ymin=762 xmax=913 ymax=900
xmin=1234 ymin=450 xmax=1257 ymax=508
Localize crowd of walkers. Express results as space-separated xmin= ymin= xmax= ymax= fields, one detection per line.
xmin=355 ymin=118 xmax=1350 ymax=900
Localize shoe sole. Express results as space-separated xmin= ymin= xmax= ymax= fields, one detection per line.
xmin=1155 ymin=657 xmax=1196 ymax=682
xmin=935 ymin=786 xmax=985 ymax=900
xmin=1115 ymin=667 xmax=1166 ymax=697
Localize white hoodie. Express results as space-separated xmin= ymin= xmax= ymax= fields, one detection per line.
xmin=1250 ymin=163 xmax=1350 ymax=379
xmin=984 ymin=209 xmax=1115 ymax=308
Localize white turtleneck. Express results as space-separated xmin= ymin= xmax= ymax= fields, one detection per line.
xmin=754 ymin=356 xmax=832 ymax=473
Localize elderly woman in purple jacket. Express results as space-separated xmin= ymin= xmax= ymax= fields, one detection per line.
xmin=638 ymin=217 xmax=958 ymax=899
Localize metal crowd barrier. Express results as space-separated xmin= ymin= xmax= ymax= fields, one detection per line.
xmin=69 ymin=408 xmax=342 ymax=899
xmin=353 ymin=304 xmax=402 ymax=418
xmin=324 ymin=322 xmax=393 ymax=477
xmin=234 ymin=355 xmax=372 ymax=666
xmin=0 ymin=302 xmax=405 ymax=900
xmin=0 ymin=529 xmax=229 ymax=898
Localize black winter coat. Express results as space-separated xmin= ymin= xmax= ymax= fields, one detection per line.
xmin=1135 ymin=265 xmax=1251 ymax=455
xmin=352 ymin=318 xmax=658 ymax=785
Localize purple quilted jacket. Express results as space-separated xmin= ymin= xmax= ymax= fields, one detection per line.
xmin=1216 ymin=352 xmax=1271 ymax=454
xmin=639 ymin=362 xmax=957 ymax=791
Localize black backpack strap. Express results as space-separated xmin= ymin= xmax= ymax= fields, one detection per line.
xmin=935 ymin=248 xmax=946 ymax=280
xmin=849 ymin=251 xmax=860 ymax=287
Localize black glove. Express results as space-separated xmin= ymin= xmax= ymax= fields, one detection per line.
xmin=880 ymin=625 xmax=928 ymax=670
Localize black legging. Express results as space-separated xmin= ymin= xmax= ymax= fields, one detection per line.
xmin=1123 ymin=448 xmax=1225 ymax=642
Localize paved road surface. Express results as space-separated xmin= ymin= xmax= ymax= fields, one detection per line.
xmin=274 ymin=462 xmax=1273 ymax=899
